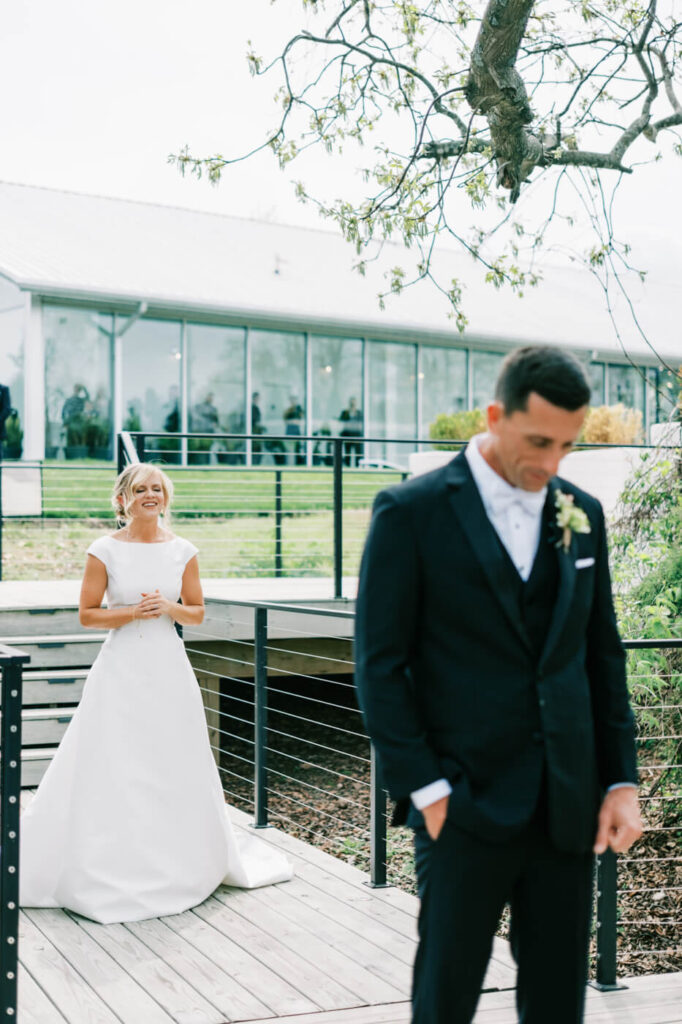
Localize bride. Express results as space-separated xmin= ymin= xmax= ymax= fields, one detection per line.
xmin=20 ymin=463 xmax=292 ymax=924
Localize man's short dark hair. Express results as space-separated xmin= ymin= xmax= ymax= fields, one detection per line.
xmin=495 ymin=346 xmax=591 ymax=414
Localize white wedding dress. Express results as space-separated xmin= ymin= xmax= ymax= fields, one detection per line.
xmin=20 ymin=534 xmax=292 ymax=924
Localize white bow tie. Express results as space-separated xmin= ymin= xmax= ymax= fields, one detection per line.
xmin=488 ymin=486 xmax=547 ymax=519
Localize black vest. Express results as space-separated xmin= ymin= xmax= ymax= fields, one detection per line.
xmin=493 ymin=510 xmax=560 ymax=664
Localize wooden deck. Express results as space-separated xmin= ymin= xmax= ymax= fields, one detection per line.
xmin=16 ymin=798 xmax=681 ymax=1024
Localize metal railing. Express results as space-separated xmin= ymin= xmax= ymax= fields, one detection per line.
xmin=0 ymin=644 xmax=30 ymax=1021
xmin=186 ymin=600 xmax=681 ymax=984
xmin=1 ymin=432 xmax=676 ymax=586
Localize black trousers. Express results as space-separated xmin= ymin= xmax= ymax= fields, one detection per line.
xmin=412 ymin=815 xmax=593 ymax=1024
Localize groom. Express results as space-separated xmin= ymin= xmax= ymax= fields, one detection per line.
xmin=355 ymin=347 xmax=641 ymax=1024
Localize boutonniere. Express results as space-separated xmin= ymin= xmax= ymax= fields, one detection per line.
xmin=554 ymin=489 xmax=591 ymax=552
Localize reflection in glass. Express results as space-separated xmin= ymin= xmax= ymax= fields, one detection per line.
xmin=420 ymin=346 xmax=467 ymax=438
xmin=0 ymin=278 xmax=25 ymax=459
xmin=471 ymin=351 xmax=504 ymax=410
xmin=587 ymin=362 xmax=605 ymax=407
xmin=44 ymin=306 xmax=114 ymax=460
xmin=311 ymin=336 xmax=363 ymax=466
xmin=187 ymin=324 xmax=246 ymax=464
xmin=368 ymin=341 xmax=417 ymax=466
xmin=607 ymin=364 xmax=644 ymax=412
xmin=251 ymin=330 xmax=306 ymax=465
xmin=121 ymin=319 xmax=182 ymax=460
xmin=649 ymin=366 xmax=680 ymax=425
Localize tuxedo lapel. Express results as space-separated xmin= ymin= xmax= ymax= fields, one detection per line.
xmin=445 ymin=454 xmax=531 ymax=653
xmin=538 ymin=481 xmax=577 ymax=670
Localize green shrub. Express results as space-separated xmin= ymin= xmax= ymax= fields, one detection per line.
xmin=429 ymin=409 xmax=486 ymax=450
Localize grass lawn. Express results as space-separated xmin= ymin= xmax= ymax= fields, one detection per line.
xmin=37 ymin=461 xmax=402 ymax=518
xmin=2 ymin=508 xmax=374 ymax=581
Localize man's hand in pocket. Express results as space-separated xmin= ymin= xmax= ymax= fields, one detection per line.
xmin=422 ymin=795 xmax=449 ymax=841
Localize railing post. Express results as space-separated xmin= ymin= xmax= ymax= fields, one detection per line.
xmin=274 ymin=470 xmax=283 ymax=578
xmin=333 ymin=437 xmax=343 ymax=600
xmin=593 ymin=850 xmax=624 ymax=990
xmin=0 ymin=650 xmax=30 ymax=1021
xmin=0 ymin=449 xmax=3 ymax=583
xmin=117 ymin=434 xmax=124 ymax=475
xmin=135 ymin=433 xmax=146 ymax=462
xmin=369 ymin=744 xmax=388 ymax=887
xmin=254 ymin=607 xmax=269 ymax=828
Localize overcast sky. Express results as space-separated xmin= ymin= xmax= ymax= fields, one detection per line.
xmin=0 ymin=0 xmax=679 ymax=293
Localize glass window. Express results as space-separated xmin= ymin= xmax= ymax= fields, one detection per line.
xmin=586 ymin=362 xmax=605 ymax=406
xmin=471 ymin=351 xmax=504 ymax=410
xmin=251 ymin=330 xmax=306 ymax=465
xmin=607 ymin=364 xmax=645 ymax=412
xmin=311 ymin=336 xmax=364 ymax=466
xmin=187 ymin=324 xmax=246 ymax=464
xmin=0 ymin=277 xmax=25 ymax=459
xmin=44 ymin=306 xmax=114 ymax=460
xmin=647 ymin=366 xmax=680 ymax=425
xmin=420 ymin=346 xmax=467 ymax=438
xmin=120 ymin=319 xmax=182 ymax=460
xmin=367 ymin=340 xmax=417 ymax=466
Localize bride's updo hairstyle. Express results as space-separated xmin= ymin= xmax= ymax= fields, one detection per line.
xmin=112 ymin=464 xmax=174 ymax=525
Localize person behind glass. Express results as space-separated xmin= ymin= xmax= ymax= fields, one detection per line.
xmin=339 ymin=396 xmax=364 ymax=466
xmin=61 ymin=383 xmax=88 ymax=426
xmin=283 ymin=394 xmax=305 ymax=465
xmin=192 ymin=392 xmax=219 ymax=434
xmin=0 ymin=382 xmax=11 ymax=458
xmin=251 ymin=391 xmax=264 ymax=465
xmin=162 ymin=385 xmax=180 ymax=434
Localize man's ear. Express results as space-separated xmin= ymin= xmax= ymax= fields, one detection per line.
xmin=487 ymin=401 xmax=504 ymax=434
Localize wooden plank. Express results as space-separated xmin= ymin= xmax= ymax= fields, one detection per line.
xmin=240 ymin=976 xmax=682 ymax=1024
xmin=18 ymin=707 xmax=75 ymax=745
xmin=163 ymin=906 xmax=318 ymax=1018
xmin=270 ymin=873 xmax=416 ymax=966
xmin=22 ymin=670 xmax=87 ymax=706
xmin=231 ymin=814 xmax=517 ymax=980
xmin=75 ymin=916 xmax=225 ymax=1024
xmin=230 ymin=811 xmax=417 ymax=919
xmin=215 ymin=886 xmax=401 ymax=1005
xmin=18 ymin=912 xmax=120 ymax=1024
xmin=20 ymin=751 xmax=54 ymax=788
xmin=124 ymin=915 xmax=272 ymax=1023
xmin=23 ymin=909 xmax=174 ymax=1024
xmin=194 ymin=894 xmax=356 ymax=1012
xmin=246 ymin=882 xmax=410 ymax=996
xmin=18 ymin=965 xmax=68 ymax=1024
xmin=243 ymin=1003 xmax=411 ymax=1024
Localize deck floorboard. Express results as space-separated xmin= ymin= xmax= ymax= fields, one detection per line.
xmin=16 ymin=795 xmax=681 ymax=1024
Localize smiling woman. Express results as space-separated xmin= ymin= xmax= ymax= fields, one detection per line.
xmin=19 ymin=461 xmax=293 ymax=923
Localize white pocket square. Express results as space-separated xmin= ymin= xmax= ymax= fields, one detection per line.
xmin=575 ymin=557 xmax=595 ymax=569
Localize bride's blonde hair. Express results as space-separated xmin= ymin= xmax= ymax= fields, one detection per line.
xmin=112 ymin=464 xmax=174 ymax=525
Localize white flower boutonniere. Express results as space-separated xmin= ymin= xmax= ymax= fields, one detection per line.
xmin=554 ymin=490 xmax=591 ymax=552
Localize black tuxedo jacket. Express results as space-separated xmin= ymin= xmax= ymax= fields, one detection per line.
xmin=355 ymin=451 xmax=638 ymax=854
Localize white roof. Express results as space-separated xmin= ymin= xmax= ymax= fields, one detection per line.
xmin=0 ymin=181 xmax=678 ymax=362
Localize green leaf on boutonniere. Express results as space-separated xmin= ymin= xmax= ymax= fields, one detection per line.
xmin=554 ymin=490 xmax=591 ymax=552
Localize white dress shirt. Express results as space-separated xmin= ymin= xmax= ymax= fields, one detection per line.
xmin=411 ymin=434 xmax=633 ymax=811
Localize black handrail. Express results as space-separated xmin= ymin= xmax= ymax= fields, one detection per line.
xmin=0 ymin=644 xmax=30 ymax=1021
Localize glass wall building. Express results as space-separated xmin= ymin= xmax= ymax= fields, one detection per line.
xmin=0 ymin=182 xmax=678 ymax=464
xmin=12 ymin=300 xmax=672 ymax=466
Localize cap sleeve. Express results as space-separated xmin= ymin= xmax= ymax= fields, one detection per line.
xmin=179 ymin=538 xmax=199 ymax=568
xmin=86 ymin=536 xmax=111 ymax=570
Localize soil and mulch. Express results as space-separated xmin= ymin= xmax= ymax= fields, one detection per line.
xmin=200 ymin=667 xmax=681 ymax=979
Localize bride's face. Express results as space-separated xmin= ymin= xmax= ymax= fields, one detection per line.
xmin=129 ymin=473 xmax=166 ymax=522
